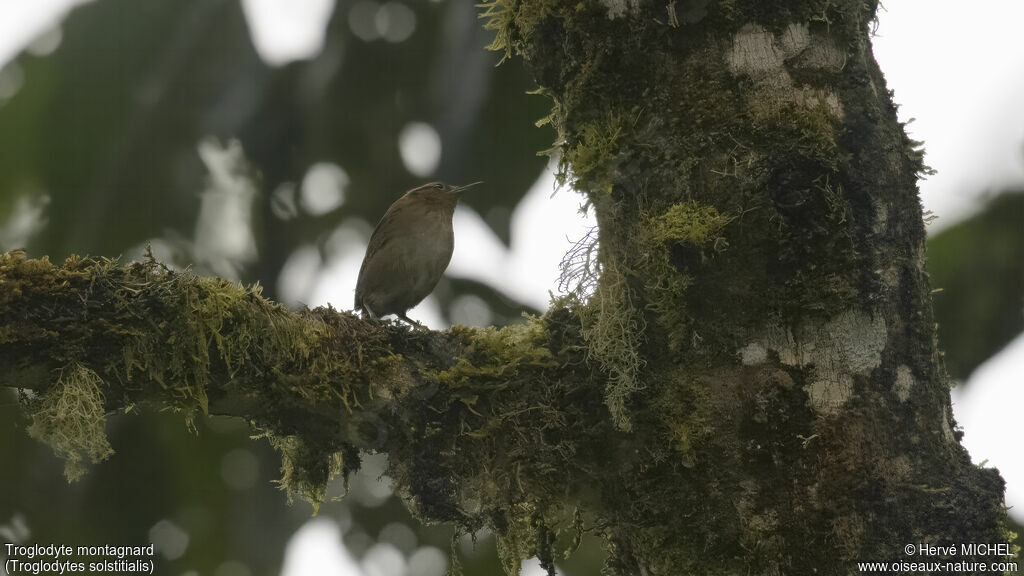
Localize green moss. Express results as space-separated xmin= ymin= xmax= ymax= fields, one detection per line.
xmin=649 ymin=202 xmax=731 ymax=248
xmin=653 ymin=373 xmax=713 ymax=467
xmin=2 ymin=251 xmax=402 ymax=509
xmin=26 ymin=363 xmax=114 ymax=481
xmin=478 ymin=0 xmax=587 ymax=62
xmin=750 ymin=98 xmax=841 ymax=175
xmin=478 ymin=0 xmax=516 ymax=62
xmin=642 ymin=202 xmax=732 ymax=350
xmin=439 ymin=318 xmax=557 ymax=389
xmin=561 ymin=113 xmax=626 ymax=192
xmin=114 ymin=261 xmax=331 ymax=423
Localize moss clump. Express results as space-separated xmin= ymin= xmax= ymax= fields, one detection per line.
xmin=26 ymin=363 xmax=114 ymax=481
xmin=653 ymin=372 xmax=713 ymax=467
xmin=561 ymin=113 xmax=627 ymax=192
xmin=440 ymin=318 xmax=557 ymax=390
xmin=753 ymin=100 xmax=841 ymax=172
xmin=642 ymin=202 xmax=732 ymax=350
xmin=478 ymin=0 xmax=517 ymax=62
xmin=115 ymin=259 xmax=331 ymax=423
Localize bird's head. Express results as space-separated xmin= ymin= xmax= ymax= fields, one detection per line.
xmin=404 ymin=181 xmax=481 ymax=208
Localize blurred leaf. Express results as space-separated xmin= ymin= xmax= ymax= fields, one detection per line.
xmin=928 ymin=191 xmax=1024 ymax=380
xmin=0 ymin=0 xmax=267 ymax=259
xmin=436 ymin=275 xmax=543 ymax=327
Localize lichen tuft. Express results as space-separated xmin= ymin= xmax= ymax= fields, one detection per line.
xmin=26 ymin=363 xmax=114 ymax=481
xmin=260 ymin=433 xmax=345 ymax=514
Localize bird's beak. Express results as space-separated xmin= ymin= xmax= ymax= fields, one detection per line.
xmin=451 ymin=181 xmax=483 ymax=196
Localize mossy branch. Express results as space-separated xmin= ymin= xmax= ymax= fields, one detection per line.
xmin=0 ymin=250 xmax=616 ymax=570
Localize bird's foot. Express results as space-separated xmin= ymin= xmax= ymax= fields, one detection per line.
xmin=357 ymin=303 xmax=380 ymax=322
xmin=397 ymin=313 xmax=428 ymax=330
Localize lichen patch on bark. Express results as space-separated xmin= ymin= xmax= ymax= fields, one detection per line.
xmin=819 ymin=310 xmax=887 ymax=375
xmin=600 ymin=0 xmax=638 ymax=19
xmin=894 ymin=364 xmax=914 ymax=403
xmin=728 ymin=24 xmax=786 ymax=76
xmin=727 ymin=23 xmax=845 ymax=119
xmin=738 ymin=342 xmax=768 ymax=365
xmin=807 ymin=373 xmax=854 ymax=415
xmin=753 ymin=310 xmax=886 ymax=415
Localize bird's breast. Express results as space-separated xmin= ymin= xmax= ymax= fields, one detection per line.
xmin=404 ymin=213 xmax=454 ymax=269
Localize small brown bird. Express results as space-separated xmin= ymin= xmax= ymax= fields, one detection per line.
xmin=355 ymin=181 xmax=480 ymax=324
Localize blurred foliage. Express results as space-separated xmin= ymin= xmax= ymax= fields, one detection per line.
xmin=927 ymin=191 xmax=1024 ymax=381
xmin=0 ymin=395 xmax=306 ymax=574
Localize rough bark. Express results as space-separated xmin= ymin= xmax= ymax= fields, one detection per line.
xmin=0 ymin=0 xmax=1015 ymax=574
xmin=476 ymin=0 xmax=1013 ymax=573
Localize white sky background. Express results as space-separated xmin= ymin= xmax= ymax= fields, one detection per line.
xmin=871 ymin=1 xmax=1024 ymax=228
xmin=1 ymin=0 xmax=1023 ymax=571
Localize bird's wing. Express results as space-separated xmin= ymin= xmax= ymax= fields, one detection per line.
xmin=359 ymin=201 xmax=408 ymax=277
xmin=354 ymin=222 xmax=415 ymax=313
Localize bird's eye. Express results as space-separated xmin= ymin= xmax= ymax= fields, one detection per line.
xmin=434 ymin=183 xmax=444 ymax=190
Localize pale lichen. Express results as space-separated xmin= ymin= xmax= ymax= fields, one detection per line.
xmin=728 ymin=23 xmax=846 ymax=121
xmin=578 ymin=265 xmax=645 ymax=431
xmin=27 ymin=363 xmax=114 ymax=481
xmin=738 ymin=342 xmax=768 ymax=365
xmin=753 ymin=310 xmax=886 ymax=416
xmin=894 ymin=364 xmax=914 ymax=403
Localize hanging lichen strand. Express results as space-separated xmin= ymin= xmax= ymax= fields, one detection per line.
xmin=478 ymin=0 xmax=1011 ymax=574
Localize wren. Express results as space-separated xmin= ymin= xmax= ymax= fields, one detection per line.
xmin=354 ymin=181 xmax=480 ymax=324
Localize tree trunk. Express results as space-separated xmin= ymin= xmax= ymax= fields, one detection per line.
xmin=480 ymin=0 xmax=1012 ymax=573
xmin=0 ymin=1 xmax=1014 ymax=575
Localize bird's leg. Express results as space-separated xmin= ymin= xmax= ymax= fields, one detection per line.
xmin=396 ymin=312 xmax=427 ymax=330
xmin=361 ymin=303 xmax=379 ymax=321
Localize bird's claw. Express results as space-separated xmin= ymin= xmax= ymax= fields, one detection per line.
xmin=397 ymin=313 xmax=428 ymax=330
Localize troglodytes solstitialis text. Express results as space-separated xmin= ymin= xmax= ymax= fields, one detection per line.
xmin=355 ymin=181 xmax=480 ymax=324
